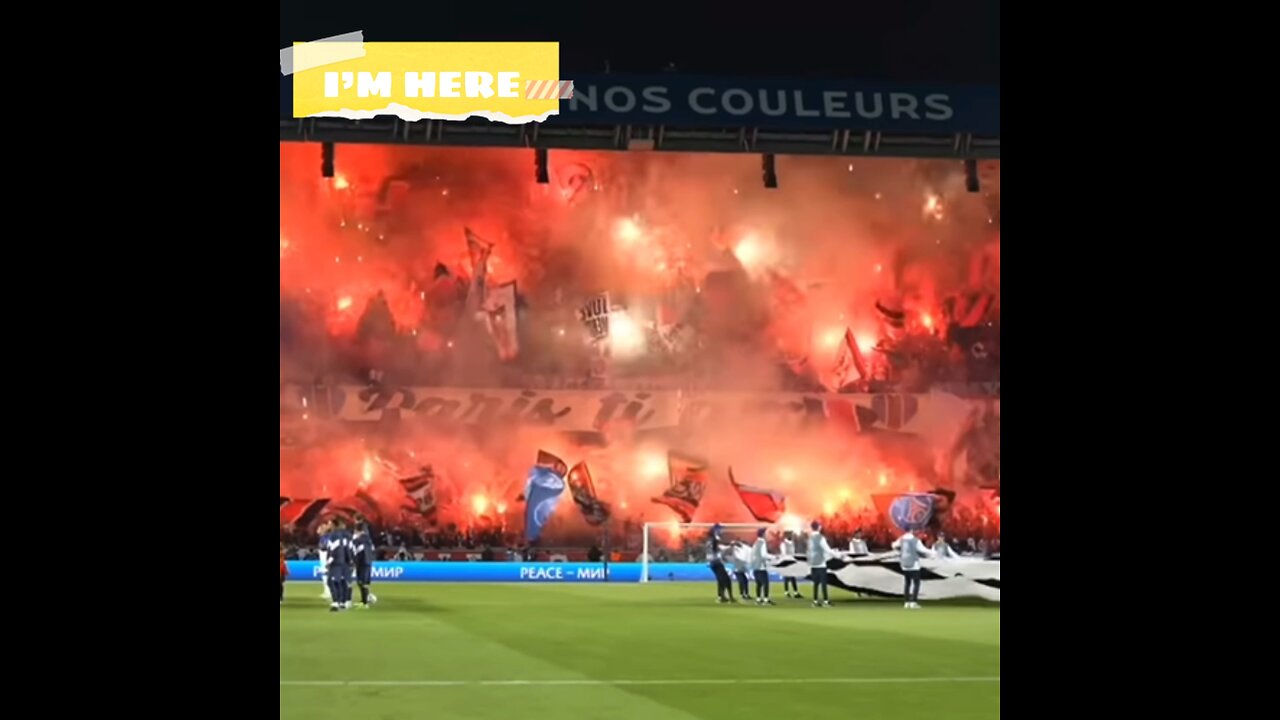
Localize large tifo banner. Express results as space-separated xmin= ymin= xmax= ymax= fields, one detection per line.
xmin=288 ymin=557 xmax=999 ymax=601
xmin=282 ymin=385 xmax=998 ymax=437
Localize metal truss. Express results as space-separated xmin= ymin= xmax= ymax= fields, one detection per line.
xmin=280 ymin=117 xmax=999 ymax=159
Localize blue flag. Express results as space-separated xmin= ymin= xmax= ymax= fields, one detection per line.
xmin=524 ymin=465 xmax=566 ymax=542
xmin=887 ymin=493 xmax=936 ymax=531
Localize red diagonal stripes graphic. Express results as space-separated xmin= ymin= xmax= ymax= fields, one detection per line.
xmin=525 ymin=80 xmax=573 ymax=100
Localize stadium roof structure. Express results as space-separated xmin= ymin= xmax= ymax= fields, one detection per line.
xmin=279 ymin=73 xmax=999 ymax=160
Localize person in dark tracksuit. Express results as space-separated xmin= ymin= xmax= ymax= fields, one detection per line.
xmin=279 ymin=543 xmax=288 ymax=605
xmin=325 ymin=518 xmax=355 ymax=612
xmin=707 ymin=524 xmax=735 ymax=603
xmin=353 ymin=524 xmax=378 ymax=608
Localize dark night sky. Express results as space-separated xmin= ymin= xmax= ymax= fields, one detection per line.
xmin=280 ymin=0 xmax=1000 ymax=86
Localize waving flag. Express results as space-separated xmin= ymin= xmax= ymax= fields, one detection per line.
xmin=651 ymin=452 xmax=709 ymax=523
xmin=578 ymin=292 xmax=611 ymax=340
xmin=872 ymin=493 xmax=937 ymax=531
xmin=728 ymin=468 xmax=786 ymax=523
xmin=535 ymin=450 xmax=569 ymax=478
xmin=524 ymin=453 xmax=568 ymax=542
xmin=464 ymin=228 xmax=493 ymax=313
xmin=279 ymin=498 xmax=331 ymax=528
xmin=557 ymin=162 xmax=594 ymax=204
xmin=483 ymin=281 xmax=521 ymax=361
xmin=830 ymin=327 xmax=869 ymax=390
xmin=399 ymin=466 xmax=438 ymax=522
xmin=567 ymin=461 xmax=611 ymax=526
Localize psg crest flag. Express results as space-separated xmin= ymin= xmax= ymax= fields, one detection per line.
xmin=524 ymin=451 xmax=568 ymax=542
xmin=872 ymin=493 xmax=936 ymax=531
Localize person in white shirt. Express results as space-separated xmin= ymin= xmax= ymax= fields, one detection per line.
xmin=892 ymin=528 xmax=936 ymax=609
xmin=848 ymin=529 xmax=869 ymax=555
xmin=780 ymin=531 xmax=801 ymax=599
xmin=730 ymin=541 xmax=752 ymax=601
xmin=748 ymin=528 xmax=775 ymax=605
xmin=807 ymin=521 xmax=837 ymax=607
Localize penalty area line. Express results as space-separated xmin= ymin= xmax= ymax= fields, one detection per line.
xmin=280 ymin=676 xmax=1000 ymax=688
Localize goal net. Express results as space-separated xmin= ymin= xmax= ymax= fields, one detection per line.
xmin=640 ymin=522 xmax=774 ymax=583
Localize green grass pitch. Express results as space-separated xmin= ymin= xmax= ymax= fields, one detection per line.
xmin=280 ymin=582 xmax=999 ymax=719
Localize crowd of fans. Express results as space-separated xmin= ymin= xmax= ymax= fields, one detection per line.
xmin=281 ymin=502 xmax=999 ymax=562
xmin=280 ymin=289 xmax=1000 ymax=394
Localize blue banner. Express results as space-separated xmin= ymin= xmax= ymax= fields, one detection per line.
xmin=286 ymin=561 xmax=785 ymax=583
xmin=280 ymin=73 xmax=998 ymax=135
xmin=523 ymin=466 xmax=566 ymax=543
xmin=889 ymin=493 xmax=937 ymax=531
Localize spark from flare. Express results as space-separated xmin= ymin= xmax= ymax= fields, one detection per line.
xmin=778 ymin=513 xmax=802 ymax=532
xmin=924 ymin=193 xmax=945 ymax=220
xmin=608 ymin=309 xmax=646 ymax=358
xmin=613 ymin=216 xmax=643 ymax=246
xmin=639 ymin=452 xmax=668 ymax=479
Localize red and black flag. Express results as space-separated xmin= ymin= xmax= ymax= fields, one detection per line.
xmin=279 ymin=498 xmax=331 ymax=528
xmin=651 ymin=452 xmax=709 ymax=523
xmin=328 ymin=489 xmax=384 ymax=527
xmin=728 ymin=468 xmax=786 ymax=523
xmin=535 ymin=450 xmax=569 ymax=479
xmin=399 ymin=466 xmax=438 ymax=521
xmin=567 ymin=461 xmax=612 ymax=526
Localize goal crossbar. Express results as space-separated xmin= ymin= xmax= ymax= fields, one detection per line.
xmin=641 ymin=522 xmax=773 ymax=583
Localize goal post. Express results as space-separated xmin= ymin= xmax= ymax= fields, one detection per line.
xmin=641 ymin=522 xmax=774 ymax=583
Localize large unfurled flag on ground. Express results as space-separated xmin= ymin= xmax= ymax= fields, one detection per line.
xmin=728 ymin=468 xmax=786 ymax=523
xmin=567 ymin=461 xmax=611 ymax=526
xmin=830 ymin=327 xmax=869 ymax=390
xmin=279 ymin=498 xmax=331 ymax=528
xmin=578 ymin=292 xmax=611 ymax=340
xmin=872 ymin=492 xmax=938 ymax=531
xmin=483 ymin=281 xmax=520 ymax=361
xmin=464 ymin=228 xmax=493 ymax=313
xmin=651 ymin=452 xmax=709 ymax=523
xmin=399 ymin=466 xmax=438 ymax=521
xmin=524 ymin=451 xmax=568 ymax=542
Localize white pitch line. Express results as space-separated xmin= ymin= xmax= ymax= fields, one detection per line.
xmin=280 ymin=676 xmax=998 ymax=688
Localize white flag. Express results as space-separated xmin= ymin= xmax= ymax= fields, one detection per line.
xmin=483 ymin=281 xmax=520 ymax=361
